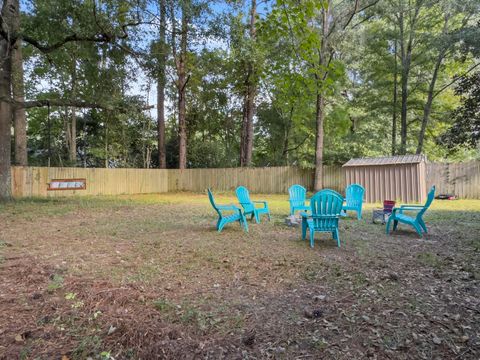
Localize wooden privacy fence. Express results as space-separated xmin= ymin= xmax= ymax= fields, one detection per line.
xmin=9 ymin=161 xmax=480 ymax=199
xmin=427 ymin=161 xmax=480 ymax=199
xmin=167 ymin=165 xmax=343 ymax=193
xmin=168 ymin=167 xmax=314 ymax=193
xmin=10 ymin=165 xmax=341 ymax=197
xmin=11 ymin=167 xmax=169 ymax=197
xmin=11 ymin=166 xmax=317 ymax=197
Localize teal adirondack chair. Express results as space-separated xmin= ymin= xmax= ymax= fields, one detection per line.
xmin=342 ymin=184 xmax=365 ymax=220
xmin=386 ymin=186 xmax=435 ymax=237
xmin=208 ymin=189 xmax=248 ymax=232
xmin=235 ymin=186 xmax=270 ymax=223
xmin=301 ymin=189 xmax=344 ymax=248
xmin=288 ymin=184 xmax=310 ymax=215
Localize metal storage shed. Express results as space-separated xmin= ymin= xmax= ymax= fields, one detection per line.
xmin=342 ymin=155 xmax=427 ymax=203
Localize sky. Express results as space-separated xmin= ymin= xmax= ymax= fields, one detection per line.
xmin=129 ymin=1 xmax=272 ymax=119
xmin=20 ymin=0 xmax=274 ymax=121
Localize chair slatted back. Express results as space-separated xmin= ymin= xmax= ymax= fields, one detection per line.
xmin=289 ymin=184 xmax=307 ymax=208
xmin=310 ymin=190 xmax=344 ymax=230
xmin=207 ymin=189 xmax=221 ymax=216
xmin=235 ymin=186 xmax=254 ymax=213
xmin=345 ymin=184 xmax=365 ymax=208
xmin=417 ymin=186 xmax=436 ymax=218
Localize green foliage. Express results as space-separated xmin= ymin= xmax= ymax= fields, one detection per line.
xmin=439 ymin=72 xmax=480 ymax=151
xmin=16 ymin=0 xmax=480 ymax=170
xmin=47 ymin=274 xmax=64 ymax=292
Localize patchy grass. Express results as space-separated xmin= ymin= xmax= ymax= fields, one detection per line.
xmin=0 ymin=193 xmax=479 ymax=359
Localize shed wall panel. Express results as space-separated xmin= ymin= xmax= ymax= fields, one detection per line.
xmin=344 ymin=162 xmax=427 ymax=203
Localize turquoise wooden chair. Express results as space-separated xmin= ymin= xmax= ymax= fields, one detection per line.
xmin=342 ymin=184 xmax=365 ymax=220
xmin=301 ymin=189 xmax=344 ymax=248
xmin=208 ymin=189 xmax=248 ymax=232
xmin=235 ymin=186 xmax=270 ymax=223
xmin=288 ymin=184 xmax=310 ymax=215
xmin=386 ymin=186 xmax=435 ymax=237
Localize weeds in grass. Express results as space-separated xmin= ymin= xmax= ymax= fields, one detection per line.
xmin=100 ymin=351 xmax=113 ymax=360
xmin=0 ymin=240 xmax=9 ymax=264
xmin=71 ymin=335 xmax=103 ymax=359
xmin=153 ymin=298 xmax=176 ymax=313
xmin=417 ymin=252 xmax=443 ymax=268
xmin=180 ymin=306 xmax=201 ymax=325
xmin=471 ymin=238 xmax=480 ymax=252
xmin=330 ymin=263 xmax=343 ymax=278
xmin=19 ymin=345 xmax=30 ymax=360
xmin=47 ymin=274 xmax=64 ymax=293
xmin=310 ymin=337 xmax=328 ymax=350
xmin=152 ymin=298 xmax=244 ymax=334
xmin=351 ymin=271 xmax=369 ymax=286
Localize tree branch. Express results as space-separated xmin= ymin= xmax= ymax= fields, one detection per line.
xmin=180 ymin=74 xmax=191 ymax=93
xmin=20 ymin=20 xmax=142 ymax=54
xmin=342 ymin=0 xmax=360 ymax=31
xmin=0 ymin=97 xmax=154 ymax=112
xmin=433 ymin=62 xmax=480 ymax=98
xmin=283 ymin=134 xmax=310 ymax=154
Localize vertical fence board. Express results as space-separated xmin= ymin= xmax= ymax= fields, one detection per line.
xmin=9 ymin=161 xmax=480 ymax=199
xmin=427 ymin=161 xmax=480 ymax=199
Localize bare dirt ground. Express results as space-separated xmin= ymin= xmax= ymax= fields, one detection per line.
xmin=0 ymin=193 xmax=479 ymax=359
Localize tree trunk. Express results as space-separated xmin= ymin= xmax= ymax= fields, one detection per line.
xmin=398 ymin=3 xmax=420 ymax=155
xmin=104 ymin=123 xmax=108 ymax=168
xmin=392 ymin=38 xmax=398 ymax=156
xmin=157 ymin=0 xmax=167 ymax=168
xmin=68 ymin=58 xmax=77 ymax=164
xmin=65 ymin=106 xmax=76 ymax=165
xmin=313 ymin=2 xmax=330 ymax=191
xmin=145 ymin=146 xmax=152 ymax=168
xmin=416 ymin=16 xmax=449 ymax=155
xmin=177 ymin=5 xmax=188 ymax=169
xmin=69 ymin=109 xmax=77 ymax=162
xmin=282 ymin=106 xmax=294 ymax=165
xmin=12 ymin=0 xmax=27 ymax=166
xmin=398 ymin=11 xmax=409 ymax=155
xmin=240 ymin=0 xmax=256 ymax=167
xmin=0 ymin=0 xmax=17 ymax=200
xmin=415 ymin=53 xmax=445 ymax=155
xmin=314 ymin=93 xmax=325 ymax=191
xmin=240 ymin=95 xmax=248 ymax=166
xmin=282 ymin=129 xmax=289 ymax=165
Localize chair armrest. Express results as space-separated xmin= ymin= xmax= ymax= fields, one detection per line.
xmin=392 ymin=206 xmax=422 ymax=215
xmin=310 ymin=215 xmax=340 ymax=219
xmin=290 ymin=199 xmax=308 ymax=205
xmin=300 ymin=213 xmax=338 ymax=219
xmin=400 ymin=204 xmax=424 ymax=208
xmin=399 ymin=205 xmax=424 ymax=213
xmin=253 ymin=201 xmax=268 ymax=208
xmin=217 ymin=205 xmax=240 ymax=211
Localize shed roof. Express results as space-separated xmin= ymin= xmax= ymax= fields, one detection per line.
xmin=343 ymin=154 xmax=426 ymax=167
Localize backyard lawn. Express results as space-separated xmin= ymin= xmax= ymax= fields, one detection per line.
xmin=0 ymin=193 xmax=479 ymax=359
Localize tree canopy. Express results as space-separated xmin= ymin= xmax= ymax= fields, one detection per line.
xmin=0 ymin=0 xmax=479 ymax=199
